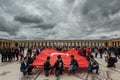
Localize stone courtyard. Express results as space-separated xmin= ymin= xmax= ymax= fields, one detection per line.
xmin=0 ymin=52 xmax=120 ymax=80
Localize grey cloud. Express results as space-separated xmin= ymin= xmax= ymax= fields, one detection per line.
xmin=31 ymin=23 xmax=56 ymax=30
xmin=82 ymin=0 xmax=120 ymax=20
xmin=0 ymin=17 xmax=19 ymax=35
xmin=14 ymin=15 xmax=43 ymax=24
xmin=100 ymin=36 xmax=109 ymax=40
xmin=0 ymin=0 xmax=120 ymax=40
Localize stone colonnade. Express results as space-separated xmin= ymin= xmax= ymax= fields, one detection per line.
xmin=111 ymin=39 xmax=120 ymax=47
xmin=0 ymin=39 xmax=120 ymax=48
xmin=16 ymin=40 xmax=108 ymax=48
xmin=0 ymin=39 xmax=15 ymax=48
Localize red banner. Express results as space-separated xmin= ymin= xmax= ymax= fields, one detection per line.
xmin=32 ymin=48 xmax=88 ymax=68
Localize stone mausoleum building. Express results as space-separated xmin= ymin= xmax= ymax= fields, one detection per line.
xmin=0 ymin=38 xmax=120 ymax=48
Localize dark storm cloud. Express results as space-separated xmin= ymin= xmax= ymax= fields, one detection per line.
xmin=14 ymin=15 xmax=43 ymax=24
xmin=0 ymin=17 xmax=19 ymax=35
xmin=0 ymin=0 xmax=120 ymax=40
xmin=82 ymin=0 xmax=120 ymax=19
xmin=32 ymin=23 xmax=56 ymax=30
xmin=65 ymin=0 xmax=75 ymax=5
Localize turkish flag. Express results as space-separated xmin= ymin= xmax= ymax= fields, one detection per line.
xmin=32 ymin=48 xmax=88 ymax=68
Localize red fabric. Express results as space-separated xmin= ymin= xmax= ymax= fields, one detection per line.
xmin=78 ymin=48 xmax=83 ymax=56
xmin=32 ymin=48 xmax=88 ymax=68
xmin=18 ymin=51 xmax=22 ymax=56
xmin=86 ymin=48 xmax=91 ymax=54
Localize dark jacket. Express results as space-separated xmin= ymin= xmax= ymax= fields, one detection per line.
xmin=70 ymin=59 xmax=78 ymax=67
xmin=20 ymin=62 xmax=29 ymax=72
xmin=28 ymin=57 xmax=32 ymax=64
xmin=44 ymin=61 xmax=51 ymax=70
xmin=54 ymin=59 xmax=64 ymax=70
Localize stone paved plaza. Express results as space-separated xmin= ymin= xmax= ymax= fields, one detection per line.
xmin=0 ymin=53 xmax=120 ymax=80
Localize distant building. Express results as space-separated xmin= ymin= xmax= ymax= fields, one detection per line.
xmin=0 ymin=38 xmax=120 ymax=48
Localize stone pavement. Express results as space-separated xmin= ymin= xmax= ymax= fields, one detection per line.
xmin=0 ymin=54 xmax=120 ymax=80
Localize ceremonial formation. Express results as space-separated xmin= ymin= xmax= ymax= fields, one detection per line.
xmin=0 ymin=38 xmax=120 ymax=80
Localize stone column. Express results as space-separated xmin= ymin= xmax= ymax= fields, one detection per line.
xmin=28 ymin=42 xmax=30 ymax=48
xmin=73 ymin=42 xmax=75 ymax=47
xmin=81 ymin=42 xmax=83 ymax=47
xmin=25 ymin=42 xmax=26 ymax=48
xmin=117 ymin=41 xmax=119 ymax=47
xmin=38 ymin=42 xmax=40 ymax=47
xmin=0 ymin=41 xmax=1 ymax=48
xmin=3 ymin=42 xmax=5 ymax=48
xmin=119 ymin=41 xmax=120 ymax=46
xmin=48 ymin=42 xmax=50 ymax=47
xmin=1 ymin=42 xmax=3 ymax=48
xmin=9 ymin=42 xmax=11 ymax=48
xmin=5 ymin=42 xmax=7 ymax=48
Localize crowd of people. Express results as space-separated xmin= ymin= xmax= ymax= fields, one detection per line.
xmin=0 ymin=47 xmax=19 ymax=62
xmin=0 ymin=45 xmax=120 ymax=77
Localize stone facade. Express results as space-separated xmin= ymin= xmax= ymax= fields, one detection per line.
xmin=0 ymin=38 xmax=120 ymax=48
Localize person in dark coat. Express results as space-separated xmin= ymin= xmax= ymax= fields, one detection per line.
xmin=1 ymin=48 xmax=4 ymax=62
xmin=7 ymin=48 xmax=12 ymax=62
xmin=69 ymin=55 xmax=78 ymax=73
xmin=53 ymin=55 xmax=64 ymax=77
xmin=88 ymin=55 xmax=99 ymax=74
xmin=15 ymin=48 xmax=19 ymax=61
xmin=44 ymin=56 xmax=52 ymax=76
xmin=27 ymin=48 xmax=32 ymax=57
xmin=99 ymin=47 xmax=103 ymax=58
xmin=105 ymin=55 xmax=117 ymax=68
xmin=20 ymin=57 xmax=31 ymax=75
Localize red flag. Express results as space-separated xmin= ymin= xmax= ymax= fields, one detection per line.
xmin=32 ymin=48 xmax=88 ymax=68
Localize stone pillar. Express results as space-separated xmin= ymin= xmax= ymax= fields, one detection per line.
xmin=82 ymin=42 xmax=84 ymax=47
xmin=99 ymin=42 xmax=101 ymax=47
xmin=104 ymin=42 xmax=108 ymax=47
xmin=24 ymin=42 xmax=26 ymax=48
xmin=73 ymin=42 xmax=75 ymax=47
xmin=2 ymin=42 xmax=4 ymax=48
xmin=88 ymin=42 xmax=90 ymax=47
xmin=66 ymin=41 xmax=68 ymax=48
xmin=79 ymin=42 xmax=81 ymax=47
xmin=5 ymin=42 xmax=7 ymax=48
xmin=38 ymin=42 xmax=40 ymax=47
xmin=48 ymin=42 xmax=50 ymax=47
xmin=119 ymin=41 xmax=120 ymax=46
xmin=1 ymin=42 xmax=3 ymax=48
xmin=85 ymin=42 xmax=87 ymax=46
xmin=7 ymin=42 xmax=9 ymax=47
xmin=0 ymin=41 xmax=1 ymax=48
xmin=31 ymin=42 xmax=33 ymax=48
xmin=97 ymin=42 xmax=99 ymax=47
xmin=34 ymin=42 xmax=36 ymax=47
xmin=28 ymin=42 xmax=30 ymax=48
xmin=8 ymin=42 xmax=10 ymax=48
xmin=81 ymin=42 xmax=82 ymax=47
xmin=41 ymin=41 xmax=43 ymax=47
xmin=117 ymin=41 xmax=119 ymax=47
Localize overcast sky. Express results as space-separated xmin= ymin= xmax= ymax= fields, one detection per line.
xmin=0 ymin=0 xmax=120 ymax=40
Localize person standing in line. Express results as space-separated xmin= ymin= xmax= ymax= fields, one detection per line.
xmin=99 ymin=47 xmax=103 ymax=58
xmin=15 ymin=48 xmax=19 ymax=61
xmin=94 ymin=47 xmax=98 ymax=58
